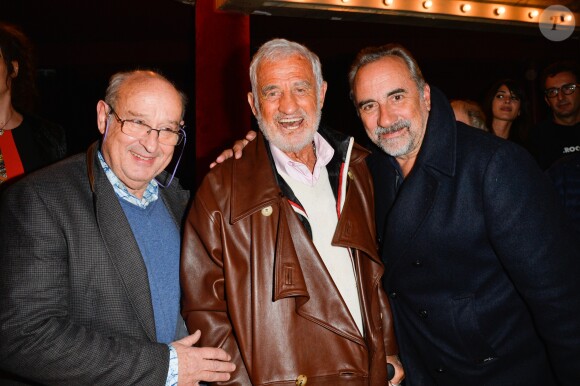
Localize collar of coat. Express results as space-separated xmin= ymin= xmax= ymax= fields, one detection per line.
xmin=229 ymin=126 xmax=370 ymax=222
xmin=413 ymin=86 xmax=457 ymax=178
xmin=223 ymin=127 xmax=382 ymax=339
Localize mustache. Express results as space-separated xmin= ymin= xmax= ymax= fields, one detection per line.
xmin=274 ymin=110 xmax=306 ymax=121
xmin=375 ymin=119 xmax=411 ymax=135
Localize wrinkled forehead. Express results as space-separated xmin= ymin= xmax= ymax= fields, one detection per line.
xmin=117 ymin=76 xmax=183 ymax=114
xmin=258 ymin=54 xmax=315 ymax=79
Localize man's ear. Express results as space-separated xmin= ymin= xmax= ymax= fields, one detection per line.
xmin=318 ymin=81 xmax=328 ymax=109
xmin=96 ymin=100 xmax=110 ymax=135
xmin=423 ymin=83 xmax=432 ymax=111
xmin=247 ymin=92 xmax=258 ymax=117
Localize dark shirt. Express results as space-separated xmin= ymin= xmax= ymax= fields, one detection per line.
xmin=528 ymin=119 xmax=580 ymax=170
xmin=13 ymin=112 xmax=67 ymax=172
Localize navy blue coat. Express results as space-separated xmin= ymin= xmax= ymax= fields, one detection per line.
xmin=547 ymin=152 xmax=580 ymax=233
xmin=367 ymin=87 xmax=580 ymax=386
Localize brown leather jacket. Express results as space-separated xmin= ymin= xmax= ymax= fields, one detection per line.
xmin=181 ymin=129 xmax=398 ymax=386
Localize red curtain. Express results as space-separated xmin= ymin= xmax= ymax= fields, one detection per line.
xmin=195 ymin=0 xmax=251 ymax=185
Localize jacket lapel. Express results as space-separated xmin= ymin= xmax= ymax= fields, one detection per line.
xmin=87 ymin=144 xmax=157 ymax=341
xmin=282 ymin=201 xmax=366 ymax=345
xmin=381 ymin=86 xmax=457 ymax=270
xmin=333 ymin=152 xmax=382 ymax=265
xmin=384 ymin=170 xmax=439 ymax=267
xmin=158 ymin=173 xmax=190 ymax=230
xmin=230 ymin=134 xmax=365 ymax=345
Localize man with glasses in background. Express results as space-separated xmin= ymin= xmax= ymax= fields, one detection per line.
xmin=529 ymin=61 xmax=580 ymax=169
xmin=0 ymin=70 xmax=235 ymax=385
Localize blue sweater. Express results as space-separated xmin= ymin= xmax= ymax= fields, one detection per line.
xmin=120 ymin=198 xmax=181 ymax=344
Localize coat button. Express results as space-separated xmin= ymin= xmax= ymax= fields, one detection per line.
xmin=436 ymin=367 xmax=445 ymax=373
xmin=412 ymin=259 xmax=423 ymax=267
xmin=296 ymin=374 xmax=307 ymax=385
xmin=419 ymin=310 xmax=428 ymax=319
xmin=390 ymin=292 xmax=397 ymax=299
xmin=261 ymin=206 xmax=273 ymax=216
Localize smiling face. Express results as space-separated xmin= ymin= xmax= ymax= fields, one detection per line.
xmin=247 ymin=54 xmax=326 ymax=154
xmin=491 ymin=84 xmax=521 ymax=123
xmin=352 ymin=56 xmax=430 ymax=171
xmin=544 ymin=71 xmax=580 ymax=124
xmin=96 ymin=73 xmax=183 ymax=198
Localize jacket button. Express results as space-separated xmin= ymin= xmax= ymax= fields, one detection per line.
xmin=296 ymin=374 xmax=307 ymax=385
xmin=436 ymin=367 xmax=445 ymax=373
xmin=390 ymin=292 xmax=397 ymax=299
xmin=419 ymin=310 xmax=428 ymax=319
xmin=412 ymin=259 xmax=423 ymax=267
xmin=261 ymin=206 xmax=273 ymax=216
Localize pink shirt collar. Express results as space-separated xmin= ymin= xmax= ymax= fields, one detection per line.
xmin=270 ymin=132 xmax=334 ymax=186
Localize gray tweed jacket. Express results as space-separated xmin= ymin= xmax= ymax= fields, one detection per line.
xmin=0 ymin=141 xmax=190 ymax=385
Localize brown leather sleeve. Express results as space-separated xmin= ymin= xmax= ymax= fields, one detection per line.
xmin=180 ymin=194 xmax=251 ymax=385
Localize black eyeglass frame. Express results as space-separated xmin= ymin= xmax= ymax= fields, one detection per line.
xmin=107 ymin=105 xmax=185 ymax=146
xmin=544 ymin=83 xmax=580 ymax=99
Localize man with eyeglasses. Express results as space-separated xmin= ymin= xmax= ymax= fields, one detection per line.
xmin=529 ymin=61 xmax=580 ymax=170
xmin=0 ymin=70 xmax=235 ymax=385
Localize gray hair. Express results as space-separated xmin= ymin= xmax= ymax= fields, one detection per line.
xmin=348 ymin=43 xmax=426 ymax=101
xmin=104 ymin=70 xmax=188 ymax=119
xmin=249 ymin=39 xmax=324 ymax=111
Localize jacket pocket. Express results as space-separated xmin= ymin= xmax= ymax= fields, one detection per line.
xmin=451 ymin=294 xmax=498 ymax=365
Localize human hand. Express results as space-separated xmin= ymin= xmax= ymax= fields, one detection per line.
xmin=173 ymin=330 xmax=236 ymax=385
xmin=210 ymin=130 xmax=257 ymax=168
xmin=387 ymin=354 xmax=405 ymax=386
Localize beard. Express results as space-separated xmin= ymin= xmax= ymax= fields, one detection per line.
xmin=257 ymin=108 xmax=322 ymax=153
xmin=372 ymin=119 xmax=415 ymax=157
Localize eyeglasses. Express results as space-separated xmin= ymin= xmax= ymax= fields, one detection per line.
xmin=108 ymin=106 xmax=185 ymax=146
xmin=545 ymin=83 xmax=580 ymax=98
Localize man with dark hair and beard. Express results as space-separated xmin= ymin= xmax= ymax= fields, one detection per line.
xmin=349 ymin=43 xmax=580 ymax=386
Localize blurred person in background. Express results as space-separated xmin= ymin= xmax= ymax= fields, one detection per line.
xmin=483 ymin=78 xmax=530 ymax=146
xmin=450 ymin=99 xmax=488 ymax=131
xmin=529 ymin=61 xmax=580 ymax=169
xmin=0 ymin=22 xmax=66 ymax=187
